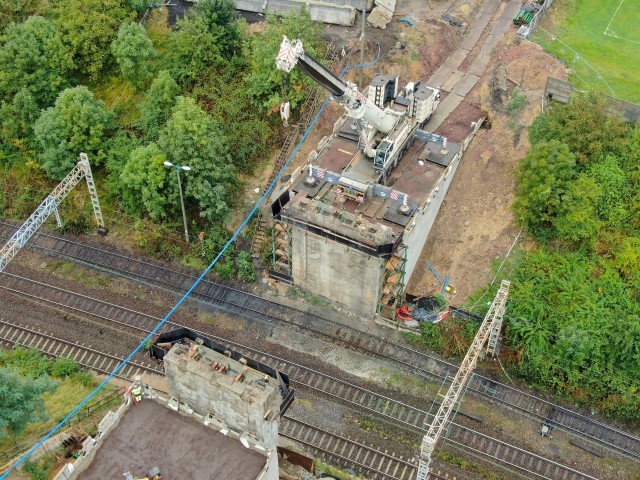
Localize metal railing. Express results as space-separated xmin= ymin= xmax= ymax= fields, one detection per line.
xmin=517 ymin=0 xmax=555 ymax=40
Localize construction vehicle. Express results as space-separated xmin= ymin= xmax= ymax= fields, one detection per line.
xmin=276 ymin=36 xmax=441 ymax=198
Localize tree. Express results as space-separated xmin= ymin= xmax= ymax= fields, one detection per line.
xmin=245 ymin=10 xmax=323 ymax=113
xmin=192 ymin=0 xmax=242 ymax=57
xmin=120 ymin=143 xmax=174 ymax=219
xmin=0 ymin=16 xmax=74 ymax=108
xmin=612 ymin=238 xmax=640 ymax=286
xmin=127 ymin=0 xmax=153 ymax=13
xmin=0 ymin=88 xmax=40 ymax=160
xmin=168 ymin=19 xmax=227 ymax=85
xmin=0 ymin=368 xmax=57 ymax=438
xmin=158 ymin=97 xmax=237 ymax=223
xmin=192 ymin=67 xmax=273 ymax=173
xmin=138 ymin=71 xmax=180 ymax=139
xmin=553 ymin=174 xmax=601 ymax=244
xmin=111 ymin=22 xmax=156 ymax=90
xmin=512 ymin=140 xmax=577 ymax=240
xmin=34 ymin=86 xmax=114 ymax=179
xmin=0 ymin=0 xmax=38 ymax=35
xmin=587 ymin=155 xmax=630 ymax=227
xmin=528 ymin=94 xmax=631 ymax=166
xmin=168 ymin=0 xmax=242 ymax=85
xmin=51 ymin=0 xmax=133 ymax=80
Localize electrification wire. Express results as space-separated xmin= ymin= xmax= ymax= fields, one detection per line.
xmin=2 ymin=55 xmax=381 ymax=478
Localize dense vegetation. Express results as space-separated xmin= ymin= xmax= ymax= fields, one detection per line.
xmin=0 ymin=0 xmax=322 ymax=277
xmin=409 ymin=96 xmax=639 ymax=420
xmin=0 ymin=348 xmax=91 ymax=439
xmin=506 ymin=95 xmax=640 ymax=419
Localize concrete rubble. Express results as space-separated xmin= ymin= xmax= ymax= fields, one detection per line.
xmin=367 ymin=0 xmax=396 ymax=28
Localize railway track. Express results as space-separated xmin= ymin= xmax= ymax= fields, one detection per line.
xmin=0 ymin=273 xmax=600 ymax=480
xmin=0 ymin=314 xmax=424 ymax=480
xmin=0 ymin=318 xmax=161 ymax=380
xmin=1 ymin=221 xmax=639 ymax=460
xmin=281 ymin=417 xmax=417 ymax=480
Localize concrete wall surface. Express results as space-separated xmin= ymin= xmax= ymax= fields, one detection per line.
xmin=235 ymin=0 xmax=356 ymax=26
xmin=403 ymin=119 xmax=485 ymax=284
xmin=164 ymin=345 xmax=281 ymax=450
xmin=291 ymin=228 xmax=381 ymax=317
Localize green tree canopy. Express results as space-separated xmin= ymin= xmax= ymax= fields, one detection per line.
xmin=587 ymin=155 xmax=630 ymax=227
xmin=553 ymin=174 xmax=601 ymax=244
xmin=0 ymin=368 xmax=57 ymax=438
xmin=0 ymin=88 xmax=40 ymax=160
xmin=127 ymin=0 xmax=153 ymax=13
xmin=512 ymin=140 xmax=577 ymax=240
xmin=120 ymin=143 xmax=174 ymax=219
xmin=34 ymin=86 xmax=114 ymax=179
xmin=158 ymin=97 xmax=237 ymax=223
xmin=0 ymin=15 xmax=74 ymax=108
xmin=168 ymin=0 xmax=242 ymax=85
xmin=245 ymin=10 xmax=322 ymax=113
xmin=192 ymin=66 xmax=272 ymax=174
xmin=502 ymin=95 xmax=640 ymax=419
xmin=138 ymin=70 xmax=179 ymax=140
xmin=111 ymin=22 xmax=156 ymax=90
xmin=192 ymin=0 xmax=242 ymax=56
xmin=0 ymin=0 xmax=38 ymax=35
xmin=50 ymin=0 xmax=133 ymax=80
xmin=528 ymin=94 xmax=631 ymax=165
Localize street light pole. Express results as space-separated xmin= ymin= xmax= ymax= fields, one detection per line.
xmin=164 ymin=161 xmax=191 ymax=243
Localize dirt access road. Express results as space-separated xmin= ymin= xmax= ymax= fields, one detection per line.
xmin=383 ymin=0 xmax=569 ymax=303
xmin=288 ymin=0 xmax=568 ymax=304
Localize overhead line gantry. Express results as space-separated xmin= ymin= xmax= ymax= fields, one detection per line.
xmin=0 ymin=153 xmax=105 ymax=273
xmin=417 ymin=280 xmax=511 ymax=478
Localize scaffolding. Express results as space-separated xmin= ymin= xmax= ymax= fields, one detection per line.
xmin=0 ymin=153 xmax=105 ymax=273
xmin=416 ymin=280 xmax=510 ymax=479
xmin=271 ymin=219 xmax=292 ymax=280
xmin=377 ymin=244 xmax=407 ymax=319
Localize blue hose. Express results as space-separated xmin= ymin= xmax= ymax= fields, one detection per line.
xmin=1 ymin=56 xmax=377 ymax=478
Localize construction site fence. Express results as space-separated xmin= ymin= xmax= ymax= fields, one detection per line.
xmin=516 ymin=0 xmax=555 ymax=40
xmin=0 ymin=388 xmax=124 ymax=471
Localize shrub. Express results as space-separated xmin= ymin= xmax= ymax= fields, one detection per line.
xmin=50 ymin=358 xmax=79 ymax=378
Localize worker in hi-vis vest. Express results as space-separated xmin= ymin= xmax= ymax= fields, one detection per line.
xmin=131 ymin=384 xmax=142 ymax=402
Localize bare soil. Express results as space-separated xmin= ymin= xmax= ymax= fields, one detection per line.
xmin=406 ymin=40 xmax=569 ymax=302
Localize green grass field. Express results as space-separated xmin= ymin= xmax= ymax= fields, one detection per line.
xmin=533 ymin=0 xmax=640 ymax=103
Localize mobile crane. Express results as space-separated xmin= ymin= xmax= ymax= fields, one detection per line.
xmin=276 ymin=36 xmax=441 ymax=192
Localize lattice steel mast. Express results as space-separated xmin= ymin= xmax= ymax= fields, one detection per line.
xmin=417 ymin=280 xmax=510 ymax=479
xmin=0 ymin=153 xmax=105 ymax=273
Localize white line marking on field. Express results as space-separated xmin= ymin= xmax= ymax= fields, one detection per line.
xmin=603 ymin=0 xmax=640 ymax=45
xmin=604 ymin=0 xmax=626 ymax=35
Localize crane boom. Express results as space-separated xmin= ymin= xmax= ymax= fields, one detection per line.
xmin=417 ymin=280 xmax=511 ymax=479
xmin=276 ymin=36 xmax=396 ymax=134
xmin=0 ymin=153 xmax=105 ymax=274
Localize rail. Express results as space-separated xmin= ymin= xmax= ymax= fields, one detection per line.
xmin=0 ymin=273 xmax=603 ymax=479
xmin=1 ymin=220 xmax=639 ymax=461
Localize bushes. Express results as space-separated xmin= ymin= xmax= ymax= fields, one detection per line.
xmin=0 ymin=348 xmax=84 ymax=380
xmin=50 ymin=358 xmax=80 ymax=378
xmin=503 ymin=97 xmax=640 ymax=418
xmin=236 ymin=251 xmax=256 ymax=282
